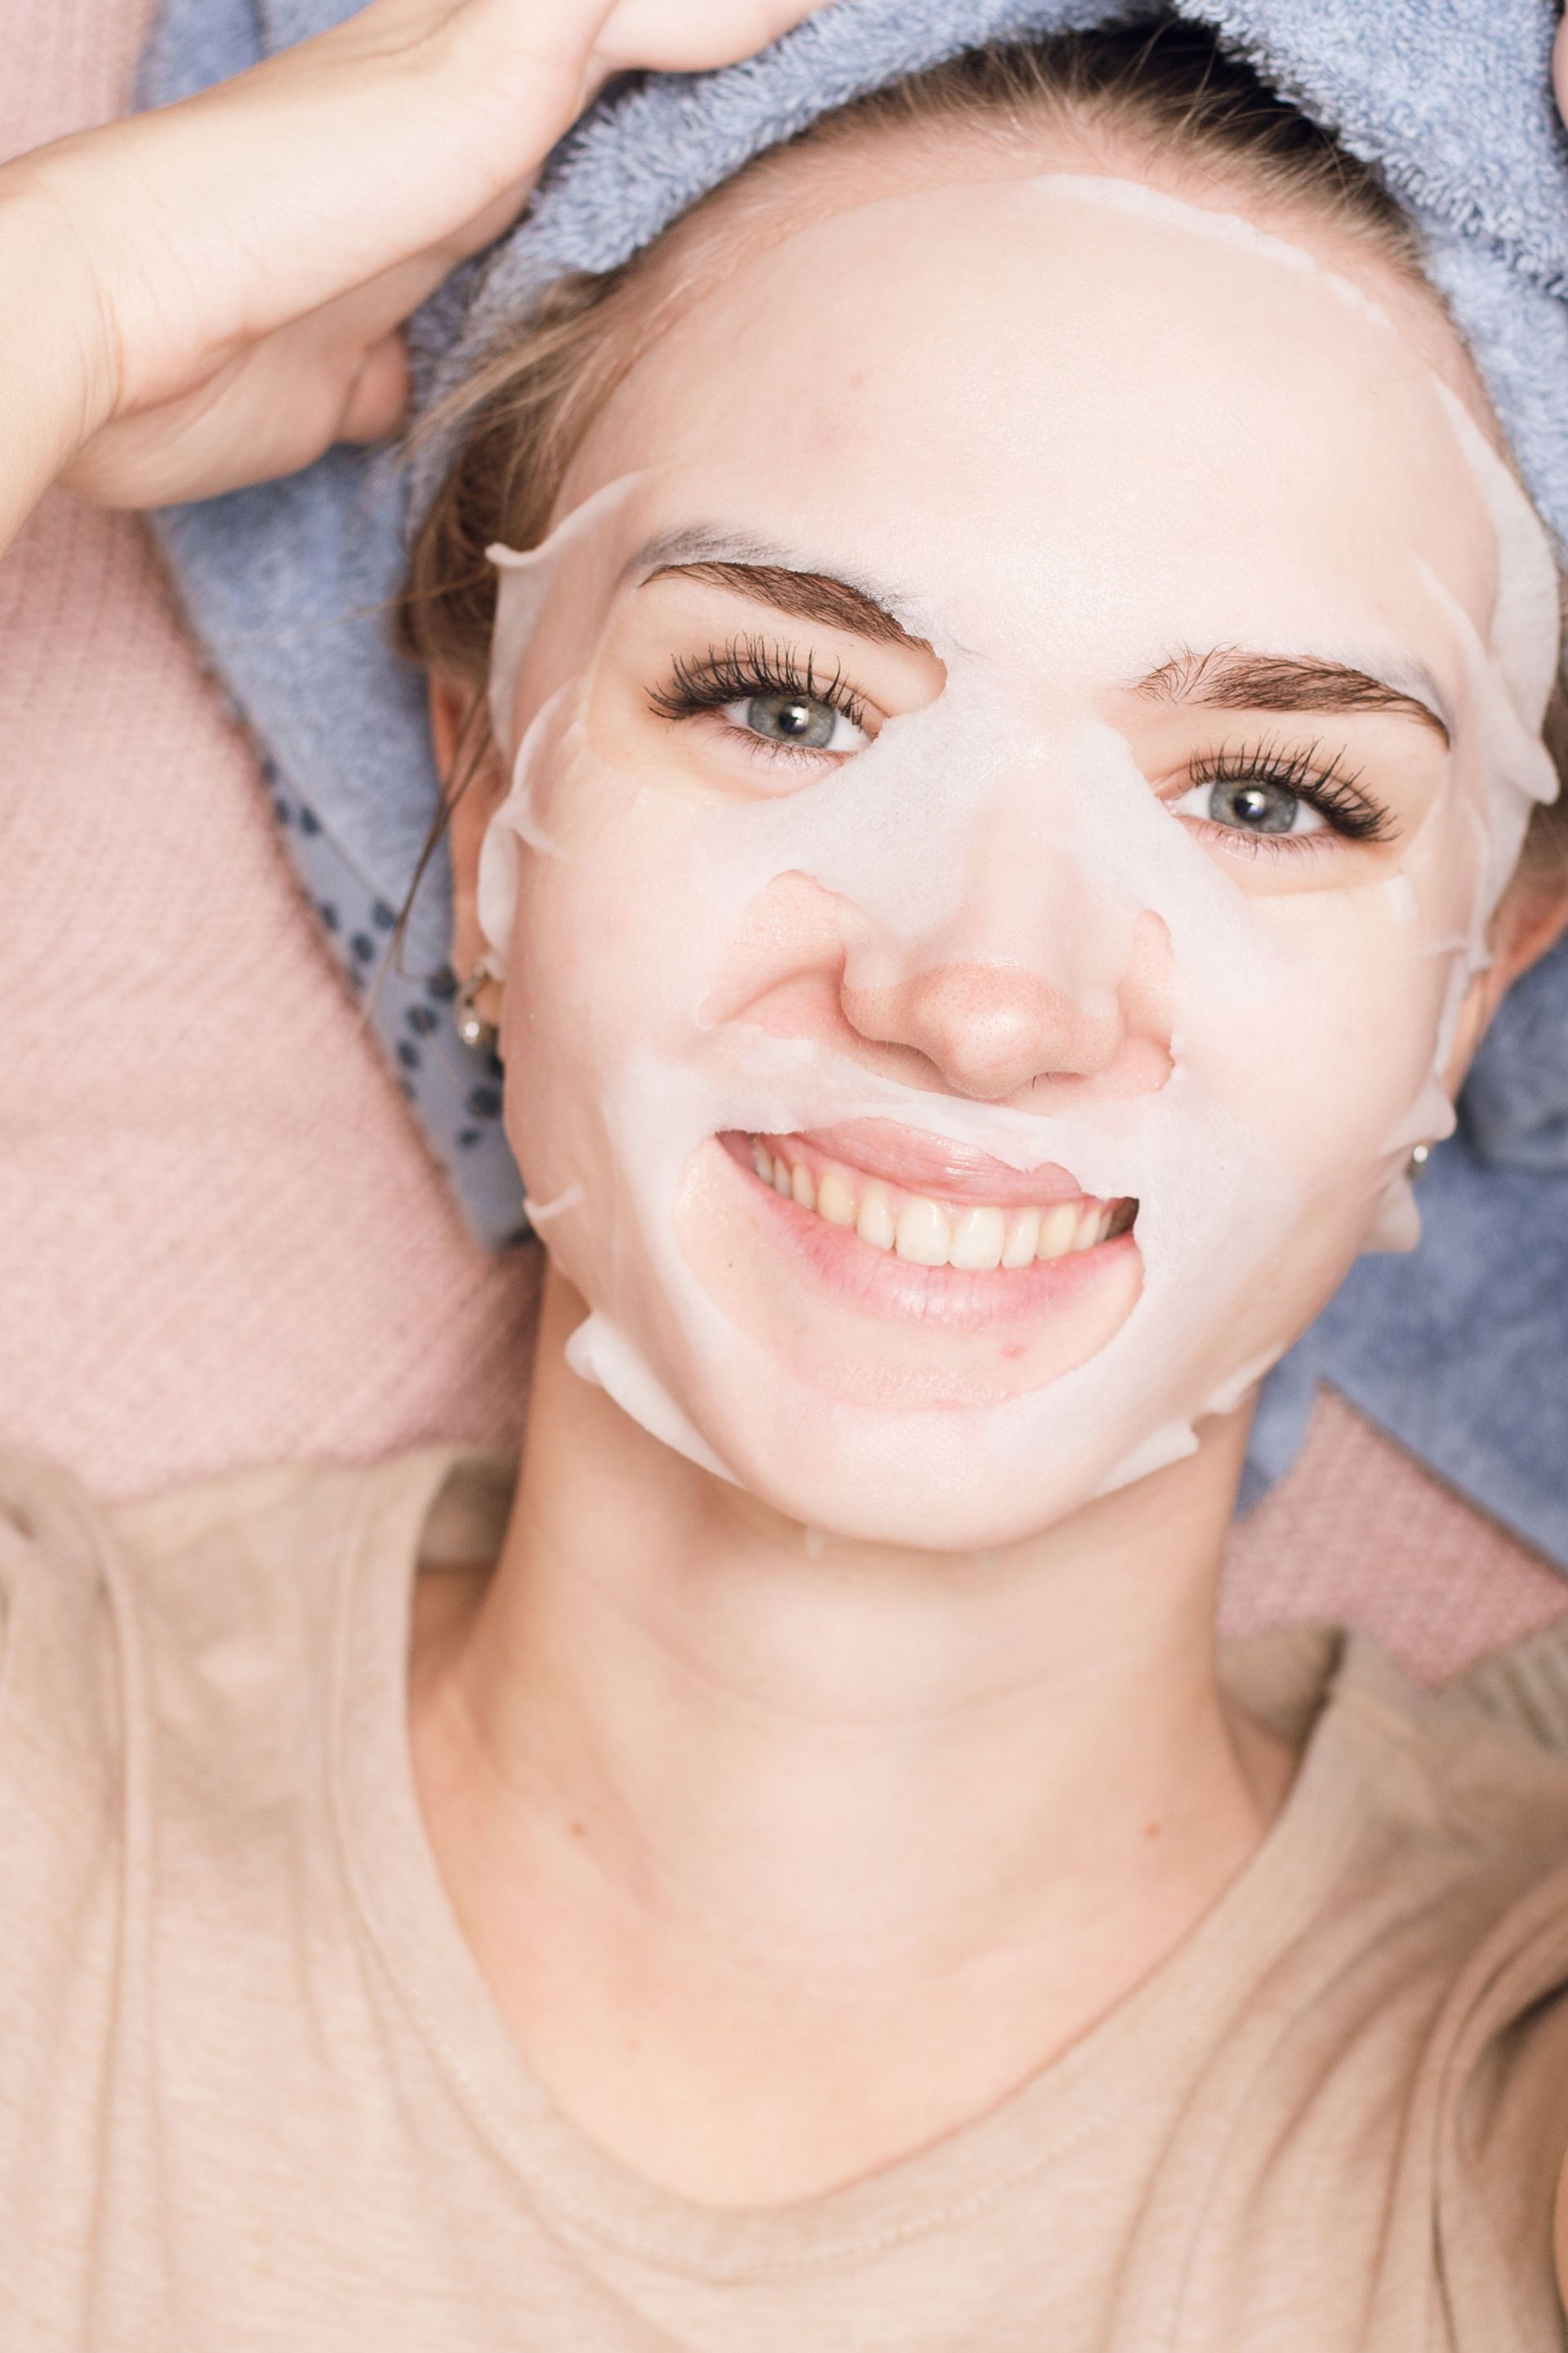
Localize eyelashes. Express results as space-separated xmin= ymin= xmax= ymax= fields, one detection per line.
xmin=1189 ymin=736 xmax=1395 ymax=844
xmin=647 ymin=644 xmax=1400 ymax=846
xmin=648 ymin=637 xmax=868 ymax=732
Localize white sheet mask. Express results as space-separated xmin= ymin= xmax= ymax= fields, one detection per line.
xmin=475 ymin=172 xmax=1560 ymax=1548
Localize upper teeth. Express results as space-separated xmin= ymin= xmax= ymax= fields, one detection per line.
xmin=748 ymin=1139 xmax=1123 ymax=1267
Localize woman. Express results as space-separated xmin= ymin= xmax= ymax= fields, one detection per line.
xmin=2 ymin=3 xmax=1567 ymax=2344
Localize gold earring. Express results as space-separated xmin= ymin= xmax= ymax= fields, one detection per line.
xmin=454 ymin=957 xmax=499 ymax=1053
xmin=1406 ymin=1141 xmax=1432 ymax=1180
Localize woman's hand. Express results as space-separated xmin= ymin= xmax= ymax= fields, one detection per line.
xmin=0 ymin=0 xmax=822 ymax=515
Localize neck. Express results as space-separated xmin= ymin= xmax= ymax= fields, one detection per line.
xmin=409 ymin=1268 xmax=1292 ymax=2201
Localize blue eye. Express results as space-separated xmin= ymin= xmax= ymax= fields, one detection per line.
xmin=1174 ymin=774 xmax=1325 ymax=837
xmin=650 ymin=639 xmax=876 ymax=759
xmin=724 ymin=691 xmax=870 ymax=755
xmin=1168 ymin=741 xmax=1394 ymax=847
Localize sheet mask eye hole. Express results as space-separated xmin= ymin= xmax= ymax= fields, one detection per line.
xmin=726 ymin=692 xmax=864 ymax=753
xmin=1193 ymin=776 xmax=1323 ymax=836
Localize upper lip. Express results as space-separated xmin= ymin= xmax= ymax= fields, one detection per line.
xmin=772 ymin=1120 xmax=1086 ymax=1207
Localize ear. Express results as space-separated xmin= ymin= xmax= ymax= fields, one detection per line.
xmin=1442 ymin=872 xmax=1568 ymax=1094
xmin=429 ymin=673 xmax=508 ymax=1030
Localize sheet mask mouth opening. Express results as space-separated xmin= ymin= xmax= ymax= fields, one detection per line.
xmin=722 ymin=1130 xmax=1137 ymax=1269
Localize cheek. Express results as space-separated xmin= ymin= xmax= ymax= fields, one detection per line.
xmin=499 ymin=782 xmax=718 ymax=1188
xmin=1183 ymin=878 xmax=1452 ymax=1228
xmin=514 ymin=706 xmax=711 ymax=1000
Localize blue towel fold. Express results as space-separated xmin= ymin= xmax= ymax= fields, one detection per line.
xmin=138 ymin=0 xmax=1568 ymax=1565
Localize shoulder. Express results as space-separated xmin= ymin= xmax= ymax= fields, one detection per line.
xmin=1233 ymin=1616 xmax=1568 ymax=1871
xmin=0 ymin=1442 xmax=502 ymax=2033
xmin=1225 ymin=1622 xmax=1568 ymax=2115
xmin=1223 ymin=1621 xmax=1568 ymax=2330
xmin=0 ymin=1443 xmax=488 ymax=1783
xmin=105 ymin=1447 xmax=460 ymax=1589
xmin=1450 ymin=1612 xmax=1568 ymax=1763
xmin=1451 ymin=1618 xmax=1568 ymax=2324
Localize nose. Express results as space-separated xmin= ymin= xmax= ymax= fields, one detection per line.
xmin=829 ymin=720 xmax=1179 ymax=1101
xmin=844 ymin=961 xmax=1117 ymax=1099
xmin=839 ymin=896 xmax=1175 ymax=1102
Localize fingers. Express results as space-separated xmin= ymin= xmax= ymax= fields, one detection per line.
xmin=38 ymin=0 xmax=829 ymax=509
xmin=594 ymin=0 xmax=828 ymax=74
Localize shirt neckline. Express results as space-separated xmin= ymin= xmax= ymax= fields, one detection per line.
xmin=331 ymin=1447 xmax=1389 ymax=2284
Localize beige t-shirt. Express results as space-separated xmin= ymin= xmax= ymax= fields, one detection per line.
xmin=4 ymin=1447 xmax=1568 ymax=2351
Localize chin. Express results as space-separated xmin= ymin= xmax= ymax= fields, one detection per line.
xmin=565 ymin=1120 xmax=1169 ymax=1546
xmin=674 ymin=1366 xmax=1160 ymax=1553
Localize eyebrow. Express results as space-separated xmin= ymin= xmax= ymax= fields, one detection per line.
xmin=632 ymin=528 xmax=930 ymax=652
xmin=1134 ymin=645 xmax=1451 ymax=745
xmin=631 ymin=540 xmax=1454 ymax=745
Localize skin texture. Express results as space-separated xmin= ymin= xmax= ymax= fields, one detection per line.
xmin=420 ymin=139 xmax=1568 ymax=2207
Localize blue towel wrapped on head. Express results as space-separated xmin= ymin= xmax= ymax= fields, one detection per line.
xmin=139 ymin=0 xmax=1568 ymax=1566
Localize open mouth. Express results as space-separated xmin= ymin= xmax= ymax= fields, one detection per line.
xmin=726 ymin=1128 xmax=1138 ymax=1272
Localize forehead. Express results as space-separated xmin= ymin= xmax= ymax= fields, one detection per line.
xmin=568 ymin=176 xmax=1499 ymax=687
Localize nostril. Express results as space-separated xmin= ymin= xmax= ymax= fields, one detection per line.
xmin=840 ymin=957 xmax=1139 ymax=1101
xmin=895 ymin=963 xmax=1122 ymax=1099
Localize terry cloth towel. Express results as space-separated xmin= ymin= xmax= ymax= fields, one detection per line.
xmin=139 ymin=0 xmax=1568 ymax=1566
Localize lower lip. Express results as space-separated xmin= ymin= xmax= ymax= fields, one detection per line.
xmin=716 ymin=1134 xmax=1136 ymax=1335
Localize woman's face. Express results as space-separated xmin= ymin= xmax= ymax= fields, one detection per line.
xmin=476 ymin=167 xmax=1558 ymax=1548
